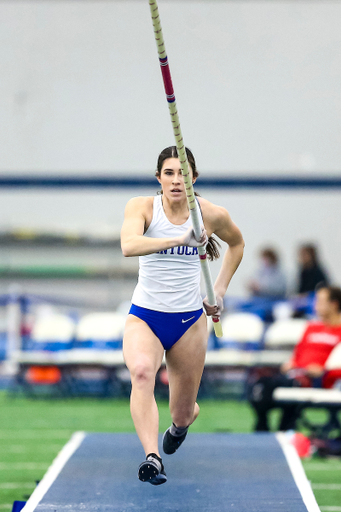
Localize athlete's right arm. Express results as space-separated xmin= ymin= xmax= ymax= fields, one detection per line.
xmin=121 ymin=197 xmax=206 ymax=257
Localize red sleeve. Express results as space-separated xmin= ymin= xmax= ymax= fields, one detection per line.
xmin=291 ymin=326 xmax=310 ymax=367
xmin=323 ymin=369 xmax=341 ymax=389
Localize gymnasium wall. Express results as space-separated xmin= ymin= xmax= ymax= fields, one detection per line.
xmin=0 ymin=0 xmax=340 ymax=297
xmin=0 ymin=188 xmax=339 ymax=298
xmin=1 ymin=0 xmax=341 ymax=173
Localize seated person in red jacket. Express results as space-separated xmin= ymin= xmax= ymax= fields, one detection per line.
xmin=247 ymin=285 xmax=341 ymax=432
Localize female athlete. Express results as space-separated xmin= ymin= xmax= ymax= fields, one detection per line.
xmin=121 ymin=146 xmax=244 ymax=485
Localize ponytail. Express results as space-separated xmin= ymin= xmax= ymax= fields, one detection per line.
xmin=194 ymin=192 xmax=221 ymax=261
xmin=206 ymin=235 xmax=221 ymax=261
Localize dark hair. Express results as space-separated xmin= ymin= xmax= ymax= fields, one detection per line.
xmin=155 ymin=146 xmax=221 ymax=261
xmin=317 ymin=285 xmax=341 ymax=312
xmin=156 ymin=146 xmax=199 ymax=179
xmin=260 ymin=248 xmax=279 ymax=265
xmin=329 ymin=287 xmax=341 ymax=312
xmin=300 ymin=243 xmax=318 ymax=266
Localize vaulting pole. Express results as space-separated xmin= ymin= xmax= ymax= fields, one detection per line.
xmin=149 ymin=0 xmax=223 ymax=337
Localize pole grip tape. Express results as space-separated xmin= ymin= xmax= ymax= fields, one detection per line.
xmin=159 ymin=57 xmax=175 ymax=102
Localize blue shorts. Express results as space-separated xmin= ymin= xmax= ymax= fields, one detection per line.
xmin=129 ymin=304 xmax=203 ymax=351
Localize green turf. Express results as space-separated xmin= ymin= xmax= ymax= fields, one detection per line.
xmin=0 ymin=392 xmax=340 ymax=509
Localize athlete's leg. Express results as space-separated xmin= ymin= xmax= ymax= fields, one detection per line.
xmin=123 ymin=315 xmax=164 ymax=457
xmin=166 ymin=313 xmax=207 ymax=429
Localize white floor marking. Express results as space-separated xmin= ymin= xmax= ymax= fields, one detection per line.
xmin=0 ymin=482 xmax=36 ymax=489
xmin=0 ymin=463 xmax=49 ymax=470
xmin=3 ymin=444 xmax=63 ymax=453
xmin=0 ymin=430 xmax=71 ymax=439
xmin=312 ymin=484 xmax=341 ymax=490
xmin=320 ymin=508 xmax=341 ymax=511
xmin=276 ymin=433 xmax=321 ymax=512
xmin=21 ymin=431 xmax=86 ymax=512
xmin=303 ymin=464 xmax=341 ymax=471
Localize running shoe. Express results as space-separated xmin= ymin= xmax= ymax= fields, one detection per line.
xmin=163 ymin=427 xmax=187 ymax=455
xmin=138 ymin=453 xmax=167 ymax=485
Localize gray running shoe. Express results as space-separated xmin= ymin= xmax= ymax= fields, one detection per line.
xmin=163 ymin=427 xmax=187 ymax=455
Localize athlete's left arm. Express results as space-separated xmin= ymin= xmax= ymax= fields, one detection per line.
xmin=212 ymin=205 xmax=245 ymax=300
xmin=200 ymin=199 xmax=244 ymax=312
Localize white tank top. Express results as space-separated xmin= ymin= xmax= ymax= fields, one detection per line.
xmin=131 ymin=195 xmax=203 ymax=313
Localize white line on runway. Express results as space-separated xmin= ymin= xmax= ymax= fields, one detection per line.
xmin=276 ymin=433 xmax=320 ymax=512
xmin=22 ymin=431 xmax=86 ymax=512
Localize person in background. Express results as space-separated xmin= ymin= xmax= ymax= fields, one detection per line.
xmin=247 ymin=247 xmax=286 ymax=300
xmin=297 ymin=243 xmax=329 ymax=295
xmin=247 ymin=285 xmax=341 ymax=432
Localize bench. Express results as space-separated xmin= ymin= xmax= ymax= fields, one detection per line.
xmin=274 ymin=387 xmax=341 ymax=437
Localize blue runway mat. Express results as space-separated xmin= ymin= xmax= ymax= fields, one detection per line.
xmin=26 ymin=433 xmax=318 ymax=512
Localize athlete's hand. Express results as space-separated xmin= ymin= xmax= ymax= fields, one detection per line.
xmin=181 ymin=226 xmax=208 ymax=248
xmin=203 ymin=296 xmax=224 ymax=318
xmin=305 ymin=364 xmax=324 ymax=378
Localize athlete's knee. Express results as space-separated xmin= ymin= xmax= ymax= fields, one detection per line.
xmin=130 ymin=362 xmax=156 ymax=389
xmin=171 ymin=403 xmax=195 ymax=427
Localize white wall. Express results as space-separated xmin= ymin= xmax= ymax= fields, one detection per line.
xmin=0 ymin=188 xmax=339 ymax=297
xmin=0 ymin=0 xmax=340 ymax=298
xmin=0 ymin=0 xmax=341 ymax=173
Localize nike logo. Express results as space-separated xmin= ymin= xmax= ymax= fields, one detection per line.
xmin=182 ymin=316 xmax=195 ymax=323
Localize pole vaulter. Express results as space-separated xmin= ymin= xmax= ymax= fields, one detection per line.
xmin=149 ymin=0 xmax=223 ymax=338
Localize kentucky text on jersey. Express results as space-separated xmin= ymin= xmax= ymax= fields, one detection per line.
xmin=156 ymin=247 xmax=199 ymax=255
